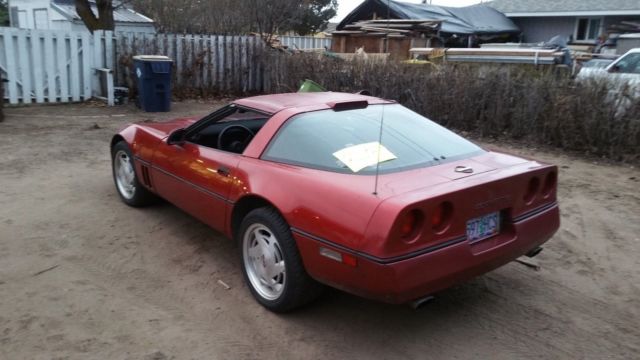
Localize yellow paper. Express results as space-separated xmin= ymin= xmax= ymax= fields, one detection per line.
xmin=333 ymin=142 xmax=397 ymax=173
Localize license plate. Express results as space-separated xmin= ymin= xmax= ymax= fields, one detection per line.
xmin=467 ymin=212 xmax=500 ymax=243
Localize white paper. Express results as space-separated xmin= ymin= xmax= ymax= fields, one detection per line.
xmin=333 ymin=142 xmax=397 ymax=173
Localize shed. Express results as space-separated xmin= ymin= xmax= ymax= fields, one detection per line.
xmin=8 ymin=0 xmax=155 ymax=33
xmin=333 ymin=0 xmax=520 ymax=59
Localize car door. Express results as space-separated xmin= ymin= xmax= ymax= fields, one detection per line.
xmin=151 ymin=106 xmax=255 ymax=232
xmin=152 ymin=142 xmax=239 ymax=232
xmin=608 ymin=52 xmax=640 ymax=87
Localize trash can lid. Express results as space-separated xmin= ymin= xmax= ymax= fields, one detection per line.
xmin=133 ymin=55 xmax=173 ymax=62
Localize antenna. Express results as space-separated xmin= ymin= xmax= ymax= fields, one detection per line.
xmin=372 ymin=104 xmax=386 ymax=196
xmin=373 ymin=0 xmax=392 ymax=196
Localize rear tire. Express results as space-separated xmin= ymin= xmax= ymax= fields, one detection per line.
xmin=111 ymin=141 xmax=157 ymax=207
xmin=238 ymin=207 xmax=323 ymax=312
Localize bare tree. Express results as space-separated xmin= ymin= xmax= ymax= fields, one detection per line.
xmin=246 ymin=0 xmax=303 ymax=42
xmin=129 ymin=0 xmax=336 ymax=39
xmin=75 ymin=0 xmax=115 ymax=33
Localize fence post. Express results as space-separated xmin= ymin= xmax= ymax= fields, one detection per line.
xmin=81 ymin=32 xmax=92 ymax=100
xmin=3 ymin=28 xmax=19 ymax=104
xmin=56 ymin=31 xmax=70 ymax=102
xmin=31 ymin=31 xmax=45 ymax=103
xmin=17 ymin=30 xmax=32 ymax=104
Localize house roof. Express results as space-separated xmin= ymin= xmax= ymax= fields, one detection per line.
xmin=337 ymin=0 xmax=519 ymax=35
xmin=487 ymin=0 xmax=640 ymax=17
xmin=52 ymin=0 xmax=154 ymax=24
xmin=324 ymin=23 xmax=338 ymax=34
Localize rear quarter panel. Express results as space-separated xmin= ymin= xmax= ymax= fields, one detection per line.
xmin=232 ymin=158 xmax=384 ymax=250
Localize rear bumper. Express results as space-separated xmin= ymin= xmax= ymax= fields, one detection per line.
xmin=294 ymin=203 xmax=560 ymax=304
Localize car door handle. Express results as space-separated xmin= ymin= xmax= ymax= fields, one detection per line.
xmin=217 ymin=167 xmax=231 ymax=177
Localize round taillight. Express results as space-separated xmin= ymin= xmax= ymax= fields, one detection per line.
xmin=542 ymin=172 xmax=557 ymax=198
xmin=432 ymin=202 xmax=453 ymax=233
xmin=400 ymin=210 xmax=423 ymax=239
xmin=524 ymin=177 xmax=540 ymax=205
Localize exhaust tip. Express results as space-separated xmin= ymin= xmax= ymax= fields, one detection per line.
xmin=526 ymin=247 xmax=543 ymax=258
xmin=410 ymin=295 xmax=435 ymax=310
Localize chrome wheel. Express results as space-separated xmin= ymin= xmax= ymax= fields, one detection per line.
xmin=243 ymin=223 xmax=286 ymax=300
xmin=114 ymin=150 xmax=136 ymax=200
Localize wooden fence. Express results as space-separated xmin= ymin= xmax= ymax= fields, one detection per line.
xmin=0 ymin=27 xmax=113 ymax=104
xmin=278 ymin=36 xmax=332 ymax=51
xmin=115 ymin=33 xmax=266 ymax=95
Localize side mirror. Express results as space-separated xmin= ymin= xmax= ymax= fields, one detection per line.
xmin=167 ymin=128 xmax=187 ymax=145
xmin=609 ymin=65 xmax=620 ymax=73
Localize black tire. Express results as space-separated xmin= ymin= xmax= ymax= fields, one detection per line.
xmin=238 ymin=207 xmax=324 ymax=312
xmin=111 ymin=141 xmax=157 ymax=207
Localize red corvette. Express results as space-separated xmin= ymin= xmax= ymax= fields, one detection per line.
xmin=111 ymin=92 xmax=560 ymax=312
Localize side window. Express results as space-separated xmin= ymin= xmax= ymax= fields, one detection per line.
xmin=188 ymin=107 xmax=268 ymax=153
xmin=614 ymin=54 xmax=640 ymax=74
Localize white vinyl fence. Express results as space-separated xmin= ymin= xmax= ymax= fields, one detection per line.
xmin=0 ymin=27 xmax=114 ymax=104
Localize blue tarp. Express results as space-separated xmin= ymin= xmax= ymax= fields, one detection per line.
xmin=337 ymin=0 xmax=520 ymax=35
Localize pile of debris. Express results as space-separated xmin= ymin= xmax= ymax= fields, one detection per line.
xmin=334 ymin=19 xmax=442 ymax=38
xmin=608 ymin=21 xmax=640 ymax=34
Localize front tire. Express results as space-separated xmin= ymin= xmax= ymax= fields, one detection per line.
xmin=238 ymin=207 xmax=323 ymax=312
xmin=111 ymin=141 xmax=156 ymax=207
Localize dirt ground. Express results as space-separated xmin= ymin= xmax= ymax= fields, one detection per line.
xmin=1 ymin=101 xmax=639 ymax=360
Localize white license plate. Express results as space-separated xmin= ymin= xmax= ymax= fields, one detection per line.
xmin=467 ymin=212 xmax=500 ymax=243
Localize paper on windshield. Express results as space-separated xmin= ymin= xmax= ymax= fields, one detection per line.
xmin=333 ymin=142 xmax=397 ymax=173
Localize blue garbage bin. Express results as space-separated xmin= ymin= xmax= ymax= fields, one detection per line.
xmin=133 ymin=55 xmax=173 ymax=112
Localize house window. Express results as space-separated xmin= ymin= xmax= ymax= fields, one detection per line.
xmin=575 ymin=18 xmax=602 ymax=42
xmin=10 ymin=6 xmax=19 ymax=27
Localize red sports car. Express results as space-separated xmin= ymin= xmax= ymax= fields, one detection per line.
xmin=111 ymin=92 xmax=560 ymax=312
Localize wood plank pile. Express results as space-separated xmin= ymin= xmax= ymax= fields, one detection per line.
xmin=410 ymin=47 xmax=567 ymax=65
xmin=334 ymin=19 xmax=442 ymax=37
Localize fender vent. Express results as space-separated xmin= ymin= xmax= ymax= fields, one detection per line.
xmin=140 ymin=165 xmax=153 ymax=189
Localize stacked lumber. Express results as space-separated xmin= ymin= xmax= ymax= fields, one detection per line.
xmin=410 ymin=47 xmax=566 ymax=65
xmin=334 ymin=19 xmax=441 ymax=37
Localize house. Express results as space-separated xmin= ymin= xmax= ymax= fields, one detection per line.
xmin=333 ymin=0 xmax=520 ymax=59
xmin=8 ymin=0 xmax=155 ymax=33
xmin=487 ymin=0 xmax=640 ymax=44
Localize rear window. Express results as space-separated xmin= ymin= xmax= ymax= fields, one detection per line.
xmin=263 ymin=104 xmax=484 ymax=174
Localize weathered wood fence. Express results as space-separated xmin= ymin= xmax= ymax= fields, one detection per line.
xmin=0 ymin=27 xmax=113 ymax=104
xmin=0 ymin=27 xmax=332 ymax=104
xmin=279 ymin=36 xmax=332 ymax=51
xmin=115 ymin=33 xmax=266 ymax=96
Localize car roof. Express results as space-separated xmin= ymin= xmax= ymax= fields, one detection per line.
xmin=233 ymin=92 xmax=391 ymax=114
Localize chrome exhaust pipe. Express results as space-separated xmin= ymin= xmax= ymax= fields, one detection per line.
xmin=410 ymin=295 xmax=435 ymax=310
xmin=526 ymin=247 xmax=543 ymax=258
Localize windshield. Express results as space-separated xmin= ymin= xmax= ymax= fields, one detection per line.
xmin=263 ymin=104 xmax=484 ymax=174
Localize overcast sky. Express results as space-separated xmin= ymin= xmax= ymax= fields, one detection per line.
xmin=334 ymin=0 xmax=484 ymax=21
